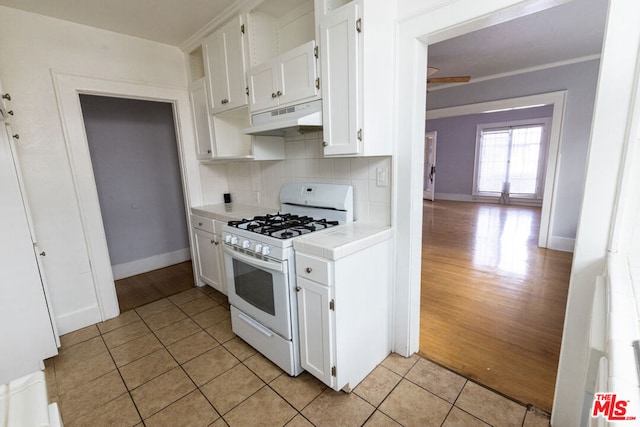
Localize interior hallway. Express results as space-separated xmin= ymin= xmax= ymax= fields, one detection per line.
xmin=420 ymin=200 xmax=573 ymax=412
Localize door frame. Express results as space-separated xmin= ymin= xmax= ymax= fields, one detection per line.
xmin=52 ymin=72 xmax=202 ymax=321
xmin=426 ymin=91 xmax=567 ymax=249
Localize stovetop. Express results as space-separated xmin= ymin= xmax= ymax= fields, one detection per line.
xmin=227 ymin=213 xmax=339 ymax=240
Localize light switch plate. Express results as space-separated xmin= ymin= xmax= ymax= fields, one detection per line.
xmin=376 ymin=167 xmax=389 ymax=187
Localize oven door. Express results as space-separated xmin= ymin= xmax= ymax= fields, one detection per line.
xmin=223 ymin=246 xmax=293 ymax=340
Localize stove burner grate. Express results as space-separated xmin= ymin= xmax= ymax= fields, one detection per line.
xmin=228 ymin=213 xmax=339 ymax=239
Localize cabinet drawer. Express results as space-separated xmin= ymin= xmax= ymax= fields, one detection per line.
xmin=191 ymin=214 xmax=215 ymax=234
xmin=296 ymin=253 xmax=330 ymax=285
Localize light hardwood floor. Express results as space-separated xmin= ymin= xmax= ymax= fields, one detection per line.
xmin=115 ymin=261 xmax=195 ymax=312
xmin=419 ymin=200 xmax=572 ymax=413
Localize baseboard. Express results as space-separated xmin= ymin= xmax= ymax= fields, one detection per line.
xmin=112 ymin=248 xmax=192 ymax=280
xmin=433 ymin=193 xmax=542 ymax=206
xmin=55 ymin=305 xmax=102 ymax=335
xmin=548 ymin=236 xmax=575 ymax=252
xmin=433 ymin=193 xmax=474 ymax=202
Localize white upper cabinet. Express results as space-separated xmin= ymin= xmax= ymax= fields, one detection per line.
xmin=189 ymin=78 xmax=214 ymax=160
xmin=245 ymin=0 xmax=318 ymax=113
xmin=203 ymin=15 xmax=248 ymax=114
xmin=319 ymin=4 xmax=359 ymax=156
xmin=248 ymin=40 xmax=319 ymax=112
xmin=318 ymin=0 xmax=394 ymax=157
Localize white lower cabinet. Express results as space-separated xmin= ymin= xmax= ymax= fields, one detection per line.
xmin=296 ymin=276 xmax=334 ymax=385
xmin=295 ymin=237 xmax=392 ymax=391
xmin=192 ymin=216 xmax=226 ymax=295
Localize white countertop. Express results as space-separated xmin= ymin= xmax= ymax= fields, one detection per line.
xmin=293 ymin=223 xmax=393 ymax=260
xmin=191 ymin=203 xmax=273 ymax=223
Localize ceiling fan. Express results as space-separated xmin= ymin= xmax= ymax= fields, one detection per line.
xmin=426 ymin=67 xmax=471 ymax=84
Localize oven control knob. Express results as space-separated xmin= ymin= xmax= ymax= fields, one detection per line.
xmin=224 ymin=235 xmax=232 ymax=243
xmin=261 ymin=246 xmax=271 ymax=256
xmin=230 ymin=236 xmax=239 ymax=245
xmin=255 ymin=244 xmax=263 ymax=253
xmin=242 ymin=240 xmax=251 ymax=249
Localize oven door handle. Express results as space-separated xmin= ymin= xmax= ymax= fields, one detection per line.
xmin=237 ymin=311 xmax=274 ymax=337
xmin=223 ymin=245 xmax=285 ymax=273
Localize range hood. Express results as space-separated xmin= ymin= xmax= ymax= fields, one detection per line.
xmin=243 ymin=99 xmax=322 ymax=136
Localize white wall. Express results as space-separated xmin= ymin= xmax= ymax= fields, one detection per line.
xmin=213 ymin=131 xmax=392 ymax=224
xmin=0 ymin=7 xmax=190 ymax=333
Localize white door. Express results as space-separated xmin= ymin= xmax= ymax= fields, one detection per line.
xmin=202 ymin=30 xmax=225 ymax=113
xmin=193 ymin=229 xmax=223 ymax=292
xmin=296 ymin=276 xmax=335 ymax=387
xmin=278 ymin=40 xmax=318 ymax=106
xmin=222 ymin=15 xmax=248 ymax=112
xmin=320 ymin=2 xmax=361 ymax=156
xmin=0 ymin=123 xmax=58 ymax=383
xmin=248 ymin=61 xmax=278 ymax=113
xmin=189 ymin=79 xmax=213 ymax=160
xmin=423 ymin=131 xmax=437 ymax=200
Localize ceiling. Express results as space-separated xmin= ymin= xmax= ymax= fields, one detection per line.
xmin=0 ymin=0 xmax=238 ymax=46
xmin=0 ymin=0 xmax=607 ymax=79
xmin=427 ymin=0 xmax=607 ymax=84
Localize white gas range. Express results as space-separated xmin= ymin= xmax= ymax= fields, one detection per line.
xmin=221 ymin=182 xmax=353 ymax=376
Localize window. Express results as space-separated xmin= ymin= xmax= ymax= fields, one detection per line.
xmin=473 ymin=118 xmax=550 ymax=200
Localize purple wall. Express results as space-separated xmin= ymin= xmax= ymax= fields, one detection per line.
xmin=425 ymin=105 xmax=554 ymax=197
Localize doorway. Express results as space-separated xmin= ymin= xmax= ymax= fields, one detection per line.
xmin=79 ymin=95 xmax=195 ymax=311
xmin=420 ymin=0 xmax=597 ymax=411
xmin=53 ymin=72 xmax=202 ymax=323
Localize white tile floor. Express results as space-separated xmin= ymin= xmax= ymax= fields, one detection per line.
xmin=45 ymin=286 xmax=551 ymax=426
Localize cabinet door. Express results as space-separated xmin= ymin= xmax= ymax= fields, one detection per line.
xmin=247 ymin=61 xmax=279 ymax=113
xmin=320 ymin=2 xmax=361 ymax=156
xmin=193 ymin=229 xmax=225 ymax=294
xmin=202 ymin=30 xmax=224 ymax=113
xmin=278 ymin=41 xmax=318 ymax=107
xmin=222 ymin=15 xmax=248 ymax=112
xmin=0 ymin=123 xmax=57 ymax=384
xmin=189 ymin=79 xmax=214 ymax=160
xmin=296 ymin=276 xmax=335 ymax=387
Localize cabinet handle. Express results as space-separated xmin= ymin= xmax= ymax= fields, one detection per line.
xmin=221 ymin=98 xmax=229 ymax=104
xmin=199 ymin=222 xmax=203 ymax=226
xmin=214 ymin=241 xmax=219 ymax=246
xmin=296 ymin=286 xmax=301 ymax=292
xmin=7 ymin=110 xmax=13 ymax=116
xmin=207 ymin=149 xmax=211 ymax=154
xmin=322 ymin=141 xmax=328 ymax=147
xmin=271 ymin=92 xmax=277 ymax=98
xmin=40 ymin=251 xmax=46 ymax=256
xmin=276 ymin=90 xmax=282 ymax=97
xmin=306 ymin=267 xmax=313 ymax=273
xmin=2 ymin=93 xmax=10 ymax=101
xmin=210 ymin=239 xmax=215 ymax=244
xmin=12 ymin=134 xmax=19 ymax=140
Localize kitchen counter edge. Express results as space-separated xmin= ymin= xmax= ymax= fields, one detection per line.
xmin=293 ymin=223 xmax=393 ymax=261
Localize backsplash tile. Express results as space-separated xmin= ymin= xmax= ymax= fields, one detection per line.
xmin=217 ymin=131 xmax=392 ymax=224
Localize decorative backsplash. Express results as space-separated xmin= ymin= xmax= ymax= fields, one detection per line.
xmin=199 ymin=131 xmax=392 ymax=224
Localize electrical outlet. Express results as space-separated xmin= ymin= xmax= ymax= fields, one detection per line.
xmin=376 ymin=167 xmax=389 ymax=187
